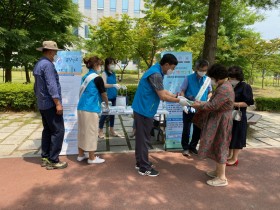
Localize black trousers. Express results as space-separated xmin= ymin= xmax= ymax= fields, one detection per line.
xmin=134 ymin=111 xmax=153 ymax=171
xmin=40 ymin=106 xmax=65 ymax=163
xmin=99 ymin=98 xmax=116 ymax=128
xmin=181 ymin=111 xmax=200 ymax=150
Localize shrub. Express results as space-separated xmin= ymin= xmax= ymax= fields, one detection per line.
xmin=0 ymin=83 xmax=139 ymax=111
xmin=124 ymin=84 xmax=137 ymax=105
xmin=255 ymin=97 xmax=280 ymax=112
xmin=115 ymin=70 xmax=139 ymax=75
xmin=0 ymin=83 xmax=36 ymax=111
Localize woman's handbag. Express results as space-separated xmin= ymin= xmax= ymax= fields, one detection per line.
xmin=232 ymin=107 xmax=242 ymax=121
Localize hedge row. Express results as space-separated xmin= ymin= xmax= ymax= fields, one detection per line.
xmin=0 ymin=83 xmax=138 ymax=111
xmin=2 ymin=83 xmax=278 ymax=112
xmin=255 ymin=97 xmax=280 ymax=112
xmin=0 ymin=83 xmax=36 ymax=111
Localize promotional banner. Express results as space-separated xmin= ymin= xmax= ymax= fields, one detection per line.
xmin=162 ymin=52 xmax=192 ymax=149
xmin=55 ymin=51 xmax=82 ymax=155
xmin=55 ymin=51 xmax=82 ymax=74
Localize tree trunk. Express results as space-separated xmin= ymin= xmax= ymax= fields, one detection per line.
xmin=4 ymin=51 xmax=13 ymax=82
xmin=261 ymin=69 xmax=265 ymax=89
xmin=202 ymin=0 xmax=222 ymax=66
xmin=121 ymin=64 xmax=128 ymax=81
xmin=5 ymin=68 xmax=12 ymax=83
xmin=24 ymin=65 xmax=31 ymax=83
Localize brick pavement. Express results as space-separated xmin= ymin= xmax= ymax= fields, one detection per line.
xmin=0 ymin=109 xmax=280 ymax=158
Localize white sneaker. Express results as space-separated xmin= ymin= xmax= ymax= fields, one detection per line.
xmin=87 ymin=156 xmax=105 ymax=164
xmin=182 ymin=150 xmax=191 ymax=157
xmin=77 ymin=153 xmax=89 ymax=162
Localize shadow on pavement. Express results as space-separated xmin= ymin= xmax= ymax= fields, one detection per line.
xmin=1 ymin=149 xmax=280 ymax=210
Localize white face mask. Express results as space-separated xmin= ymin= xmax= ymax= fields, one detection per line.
xmin=229 ymin=80 xmax=239 ymax=87
xmin=197 ymin=71 xmax=206 ymax=77
xmin=53 ymin=55 xmax=58 ymax=63
xmin=166 ymin=69 xmax=174 ymax=75
xmin=109 ymin=64 xmax=115 ymax=71
xmin=211 ymin=79 xmax=216 ymax=86
xmin=95 ymin=65 xmax=101 ymax=74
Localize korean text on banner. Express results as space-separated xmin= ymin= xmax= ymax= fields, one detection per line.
xmin=162 ymin=52 xmax=192 ymax=149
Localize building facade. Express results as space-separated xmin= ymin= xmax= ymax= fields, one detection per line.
xmin=73 ymin=0 xmax=145 ymax=70
xmin=74 ymin=0 xmax=146 ymax=39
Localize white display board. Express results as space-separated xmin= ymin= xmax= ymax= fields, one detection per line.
xmin=162 ymin=52 xmax=192 ymax=149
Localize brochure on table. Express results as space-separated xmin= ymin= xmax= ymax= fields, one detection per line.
xmin=162 ymin=52 xmax=192 ymax=149
xmin=102 ymin=105 xmax=169 ymax=115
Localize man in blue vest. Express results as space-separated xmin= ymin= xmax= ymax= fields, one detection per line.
xmin=132 ymin=54 xmax=189 ymax=177
xmin=179 ymin=59 xmax=212 ymax=156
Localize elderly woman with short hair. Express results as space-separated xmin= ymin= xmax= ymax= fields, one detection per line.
xmin=192 ymin=64 xmax=234 ymax=187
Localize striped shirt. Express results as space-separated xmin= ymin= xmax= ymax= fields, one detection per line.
xmin=33 ymin=57 xmax=62 ymax=110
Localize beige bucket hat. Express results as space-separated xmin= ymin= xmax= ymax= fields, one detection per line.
xmin=36 ymin=41 xmax=62 ymax=51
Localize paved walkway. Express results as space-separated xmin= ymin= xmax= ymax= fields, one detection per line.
xmin=0 ymin=109 xmax=280 ymax=158
xmin=0 ymin=149 xmax=279 ymax=209
xmin=0 ymin=110 xmax=280 ymax=210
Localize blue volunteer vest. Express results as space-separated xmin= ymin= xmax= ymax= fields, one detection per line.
xmin=105 ymin=71 xmax=117 ymax=99
xmin=132 ymin=63 xmax=164 ymax=118
xmin=185 ymin=73 xmax=209 ymax=101
xmin=77 ymin=70 xmax=102 ymax=113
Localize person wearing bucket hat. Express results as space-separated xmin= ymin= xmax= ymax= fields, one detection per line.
xmin=33 ymin=40 xmax=67 ymax=170
xmin=132 ymin=53 xmax=190 ymax=177
xmin=98 ymin=57 xmax=121 ymax=138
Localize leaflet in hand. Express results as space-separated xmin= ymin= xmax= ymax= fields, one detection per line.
xmin=185 ymin=98 xmax=194 ymax=106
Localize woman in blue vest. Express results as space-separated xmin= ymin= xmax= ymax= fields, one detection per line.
xmin=77 ymin=56 xmax=109 ymax=164
xmin=98 ymin=58 xmax=121 ymax=138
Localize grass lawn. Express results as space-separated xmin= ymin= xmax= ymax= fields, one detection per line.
xmin=0 ymin=69 xmax=35 ymax=84
xmin=252 ymin=85 xmax=280 ymax=98
xmin=1 ymin=70 xmax=280 ymax=98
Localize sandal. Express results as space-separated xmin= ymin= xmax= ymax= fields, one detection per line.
xmin=206 ymin=171 xmax=217 ymax=178
xmin=98 ymin=133 xmax=105 ymax=139
xmin=110 ymin=131 xmax=120 ymax=137
xmin=206 ymin=177 xmax=228 ymax=187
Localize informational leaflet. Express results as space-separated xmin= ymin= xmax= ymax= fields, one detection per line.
xmin=54 ymin=51 xmax=82 ymax=155
xmin=162 ymin=52 xmax=192 ymax=149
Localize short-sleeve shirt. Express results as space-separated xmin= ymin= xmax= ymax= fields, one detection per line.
xmin=94 ymin=77 xmax=106 ymax=94
xmin=148 ymin=73 xmax=164 ymax=91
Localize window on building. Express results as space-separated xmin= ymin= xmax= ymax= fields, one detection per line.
xmin=97 ymin=0 xmax=104 ymax=9
xmin=134 ymin=0 xmax=140 ymax=13
xmin=110 ymin=0 xmax=116 ymax=11
xmin=85 ymin=25 xmax=89 ymax=38
xmin=72 ymin=0 xmax=78 ymax=4
xmin=84 ymin=0 xmax=91 ymax=9
xmin=122 ymin=0 xmax=129 ymax=13
xmin=73 ymin=28 xmax=79 ymax=36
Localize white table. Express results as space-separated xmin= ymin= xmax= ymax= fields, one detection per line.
xmin=101 ymin=106 xmax=169 ymax=115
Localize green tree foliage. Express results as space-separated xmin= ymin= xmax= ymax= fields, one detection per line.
xmin=152 ymin=0 xmax=280 ymax=65
xmin=0 ymin=0 xmax=82 ymax=82
xmin=238 ymin=37 xmax=280 ymax=85
xmin=85 ymin=14 xmax=134 ymax=79
xmin=86 ymin=1 xmax=177 ymax=74
xmin=132 ymin=1 xmax=178 ymax=68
